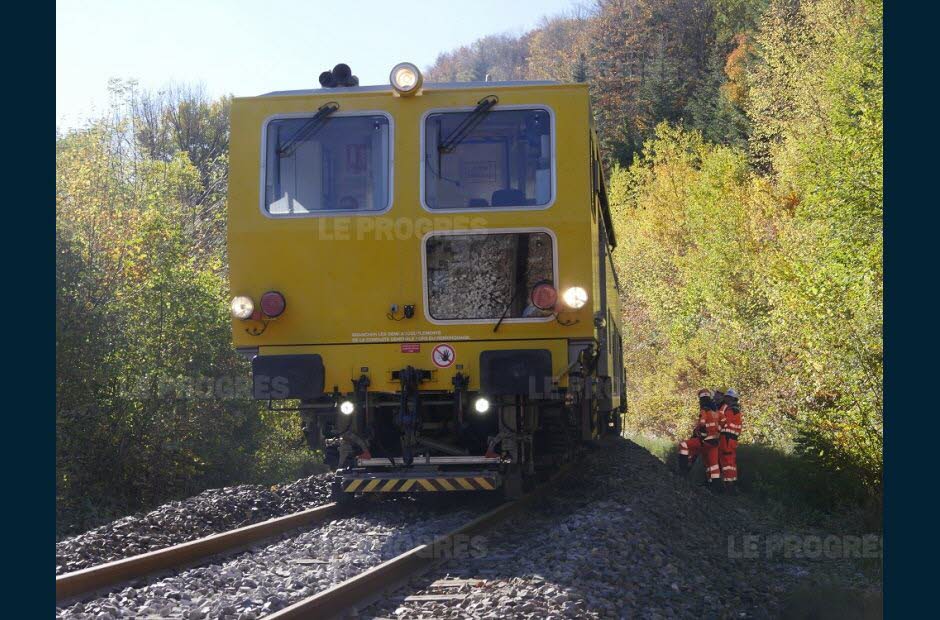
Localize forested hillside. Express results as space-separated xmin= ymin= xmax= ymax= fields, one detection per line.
xmin=427 ymin=0 xmax=882 ymax=494
xmin=56 ymin=0 xmax=882 ymax=533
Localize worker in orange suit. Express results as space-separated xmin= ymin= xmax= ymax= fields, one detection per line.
xmin=714 ymin=389 xmax=727 ymax=417
xmin=678 ymin=389 xmax=721 ymax=485
xmin=718 ymin=388 xmax=743 ymax=494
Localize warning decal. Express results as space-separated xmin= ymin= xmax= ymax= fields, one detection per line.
xmin=431 ymin=343 xmax=456 ymax=368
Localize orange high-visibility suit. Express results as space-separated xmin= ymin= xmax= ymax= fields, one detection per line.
xmin=679 ymin=406 xmax=721 ymax=482
xmin=718 ymin=403 xmax=742 ymax=482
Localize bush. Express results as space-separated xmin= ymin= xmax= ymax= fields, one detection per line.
xmin=56 ymin=84 xmax=315 ymax=535
xmin=249 ymin=409 xmax=328 ymax=485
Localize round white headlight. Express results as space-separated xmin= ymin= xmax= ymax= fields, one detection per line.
xmin=339 ymin=400 xmax=355 ymax=415
xmin=390 ymin=62 xmax=423 ymax=95
xmin=473 ymin=397 xmax=490 ymax=414
xmin=231 ymin=295 xmax=254 ymax=320
xmin=562 ymin=286 xmax=588 ymax=309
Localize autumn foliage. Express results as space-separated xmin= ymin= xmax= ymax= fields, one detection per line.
xmin=56 ymin=84 xmax=311 ymax=535
xmin=428 ymin=0 xmax=882 ymax=495
xmin=56 ymin=0 xmax=882 ymax=530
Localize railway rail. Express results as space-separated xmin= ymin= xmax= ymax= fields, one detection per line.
xmin=55 ymin=502 xmax=344 ymax=602
xmin=265 ymin=479 xmax=555 ymax=619
xmin=57 ymin=465 xmax=570 ymax=617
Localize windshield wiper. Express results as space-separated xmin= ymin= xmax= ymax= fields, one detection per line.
xmin=493 ymin=283 xmax=524 ymax=333
xmin=494 ymin=266 xmax=533 ymax=333
xmin=438 ymin=95 xmax=498 ymax=154
xmin=278 ymin=101 xmax=339 ymax=157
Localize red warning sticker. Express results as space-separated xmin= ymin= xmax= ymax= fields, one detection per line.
xmin=401 ymin=343 xmax=420 ymax=353
xmin=432 ymin=343 xmax=456 ymax=368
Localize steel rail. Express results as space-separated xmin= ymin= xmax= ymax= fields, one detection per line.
xmin=56 ymin=502 xmax=344 ymax=602
xmin=268 ymin=468 xmax=569 ymax=619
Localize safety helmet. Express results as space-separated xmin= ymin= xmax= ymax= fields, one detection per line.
xmin=726 ymin=388 xmax=739 ymax=399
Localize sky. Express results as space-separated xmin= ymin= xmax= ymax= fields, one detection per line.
xmin=56 ymin=0 xmax=582 ymax=129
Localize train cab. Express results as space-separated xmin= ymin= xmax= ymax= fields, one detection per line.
xmin=227 ymin=63 xmax=625 ymax=499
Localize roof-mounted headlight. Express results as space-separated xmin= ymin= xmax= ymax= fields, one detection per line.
xmin=390 ymin=62 xmax=423 ymax=96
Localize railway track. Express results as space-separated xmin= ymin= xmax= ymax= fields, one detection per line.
xmin=56 ymin=502 xmax=346 ymax=603
xmin=57 ymin=467 xmax=569 ymax=618
xmin=265 ymin=488 xmax=542 ymax=619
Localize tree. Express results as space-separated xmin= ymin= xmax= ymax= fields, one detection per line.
xmin=133 ymin=83 xmax=232 ymax=256
xmin=587 ymin=0 xmax=716 ymax=165
xmin=56 ymin=84 xmax=307 ymax=535
xmin=525 ymin=12 xmax=593 ymax=81
xmin=683 ymin=37 xmax=751 ymax=147
xmin=610 ymin=125 xmax=781 ymax=441
xmin=426 ymin=33 xmax=530 ymax=82
xmin=572 ymin=53 xmax=589 ymax=83
xmin=750 ymin=0 xmax=883 ymax=484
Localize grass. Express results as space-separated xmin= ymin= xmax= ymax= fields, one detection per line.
xmin=630 ymin=434 xmax=676 ymax=462
xmin=627 ymin=433 xmax=883 ymax=532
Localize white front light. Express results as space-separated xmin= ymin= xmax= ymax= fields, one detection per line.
xmin=473 ymin=397 xmax=490 ymax=414
xmin=562 ymin=286 xmax=588 ymax=309
xmin=390 ymin=62 xmax=423 ymax=95
xmin=339 ymin=400 xmax=355 ymax=415
xmin=231 ymin=295 xmax=254 ymax=320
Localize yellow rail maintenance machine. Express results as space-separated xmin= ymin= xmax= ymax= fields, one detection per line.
xmin=227 ymin=63 xmax=625 ymax=500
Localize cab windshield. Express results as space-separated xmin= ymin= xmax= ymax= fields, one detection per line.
xmin=264 ymin=114 xmax=390 ymax=215
xmin=424 ymin=108 xmax=552 ymax=210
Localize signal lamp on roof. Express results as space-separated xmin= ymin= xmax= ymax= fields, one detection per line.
xmin=390 ymin=62 xmax=423 ymax=95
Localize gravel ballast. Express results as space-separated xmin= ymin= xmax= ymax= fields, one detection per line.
xmin=56 ymin=474 xmax=334 ymax=575
xmin=361 ymin=438 xmax=881 ymax=619
xmin=56 ymin=438 xmax=881 ymax=618
xmin=57 ymin=501 xmax=489 ymax=619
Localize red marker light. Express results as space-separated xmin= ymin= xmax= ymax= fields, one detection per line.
xmin=260 ymin=291 xmax=286 ymax=318
xmin=530 ymin=283 xmax=558 ymax=311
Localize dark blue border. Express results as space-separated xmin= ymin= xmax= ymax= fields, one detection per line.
xmin=884 ymin=2 xmax=927 ymax=615
xmin=15 ymin=0 xmax=54 ymax=610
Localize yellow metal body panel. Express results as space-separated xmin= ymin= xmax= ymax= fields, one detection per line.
xmin=259 ymin=339 xmax=570 ymax=392
xmin=228 ymin=81 xmax=611 ymax=394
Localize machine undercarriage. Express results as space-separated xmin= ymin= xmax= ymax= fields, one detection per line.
xmin=291 ymin=348 xmax=620 ymax=501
